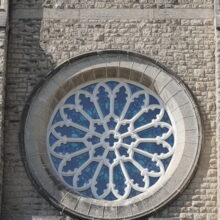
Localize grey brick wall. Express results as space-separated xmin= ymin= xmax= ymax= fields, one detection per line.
xmin=1 ymin=19 xmax=62 ymax=219
xmin=0 ymin=0 xmax=8 ymax=215
xmin=1 ymin=0 xmax=217 ymax=219
xmin=42 ymin=0 xmax=213 ymax=9
xmin=0 ymin=27 xmax=7 ymax=219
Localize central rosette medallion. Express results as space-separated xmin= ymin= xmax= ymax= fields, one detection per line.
xmin=104 ymin=133 xmax=119 ymax=148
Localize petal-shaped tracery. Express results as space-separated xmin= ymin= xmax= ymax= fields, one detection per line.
xmin=47 ymin=79 xmax=175 ymax=200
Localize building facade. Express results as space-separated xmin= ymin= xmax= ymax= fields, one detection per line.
xmin=0 ymin=0 xmax=219 ymax=219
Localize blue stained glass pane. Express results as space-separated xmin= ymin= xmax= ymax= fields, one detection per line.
xmin=64 ymin=108 xmax=90 ymax=128
xmin=123 ymin=136 xmax=136 ymax=145
xmin=54 ymin=142 xmax=86 ymax=155
xmin=134 ymin=152 xmax=160 ymax=172
xmin=52 ymin=111 xmax=63 ymax=125
xmin=166 ymin=134 xmax=174 ymax=146
xmin=97 ymin=86 xmax=110 ymax=116
xmin=106 ymin=151 xmax=116 ymax=164
xmin=124 ymin=162 xmax=145 ymax=187
xmin=49 ymin=133 xmax=58 ymax=146
xmin=94 ymin=124 xmax=105 ymax=134
xmin=161 ymin=111 xmax=172 ymax=125
xmin=149 ymin=177 xmax=159 ymax=186
xmin=55 ymin=126 xmax=86 ymax=138
xmin=118 ymin=124 xmax=129 ymax=134
xmin=128 ymin=188 xmax=141 ymax=198
xmin=161 ymin=156 xmax=172 ymax=171
xmin=82 ymin=83 xmax=97 ymax=93
xmin=118 ymin=147 xmax=129 ymax=157
xmin=107 ymin=117 xmax=117 ymax=130
xmin=50 ymin=155 xmax=62 ymax=171
xmin=105 ymin=192 xmax=117 ymax=201
xmin=125 ymin=94 xmax=145 ymax=119
xmin=87 ymin=136 xmax=100 ymax=144
xmin=106 ymin=81 xmax=119 ymax=90
xmin=138 ymin=126 xmax=168 ymax=138
xmin=96 ymin=165 xmax=109 ymax=196
xmin=114 ymin=87 xmax=128 ymax=116
xmin=149 ymin=95 xmax=159 ymax=105
xmin=64 ymin=95 xmax=75 ymax=105
xmin=77 ymin=161 xmax=98 ymax=187
xmin=94 ymin=147 xmax=105 ymax=157
xmin=113 ymin=165 xmax=126 ymax=195
xmin=128 ymin=83 xmax=143 ymax=93
xmin=80 ymin=188 xmax=95 ymax=199
xmin=134 ymin=109 xmax=160 ymax=128
xmin=62 ymin=152 xmax=89 ymax=172
xmin=137 ymin=142 xmax=168 ymax=155
xmin=63 ymin=176 xmax=73 ymax=186
xmin=79 ymin=94 xmax=99 ymax=119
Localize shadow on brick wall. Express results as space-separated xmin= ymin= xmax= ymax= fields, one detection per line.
xmin=0 ymin=1 xmax=78 ymax=219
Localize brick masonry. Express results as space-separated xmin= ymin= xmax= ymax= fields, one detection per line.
xmin=0 ymin=28 xmax=7 ymax=219
xmin=1 ymin=0 xmax=218 ymax=220
xmin=0 ymin=0 xmax=8 ymax=216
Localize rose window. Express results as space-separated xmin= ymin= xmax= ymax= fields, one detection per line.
xmin=47 ymin=80 xmax=175 ymax=201
xmin=22 ymin=51 xmax=202 ymax=219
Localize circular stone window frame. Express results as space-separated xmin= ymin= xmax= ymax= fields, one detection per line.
xmin=20 ymin=50 xmax=202 ymax=220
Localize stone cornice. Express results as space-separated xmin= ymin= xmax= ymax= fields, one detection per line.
xmin=11 ymin=8 xmax=213 ymax=21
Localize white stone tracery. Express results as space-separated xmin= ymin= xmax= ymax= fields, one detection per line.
xmin=47 ymin=80 xmax=175 ymax=200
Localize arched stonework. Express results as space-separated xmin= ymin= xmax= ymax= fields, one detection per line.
xmin=21 ymin=50 xmax=202 ymax=219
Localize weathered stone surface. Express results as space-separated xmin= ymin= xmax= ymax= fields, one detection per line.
xmin=8 ymin=0 xmax=214 ymax=9
xmin=1 ymin=0 xmax=217 ymax=220
xmin=0 ymin=0 xmax=8 ymax=212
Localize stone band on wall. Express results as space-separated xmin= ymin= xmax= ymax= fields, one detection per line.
xmin=10 ymin=8 xmax=214 ymax=21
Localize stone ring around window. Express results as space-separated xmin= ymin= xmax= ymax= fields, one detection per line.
xmin=21 ymin=50 xmax=202 ymax=220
